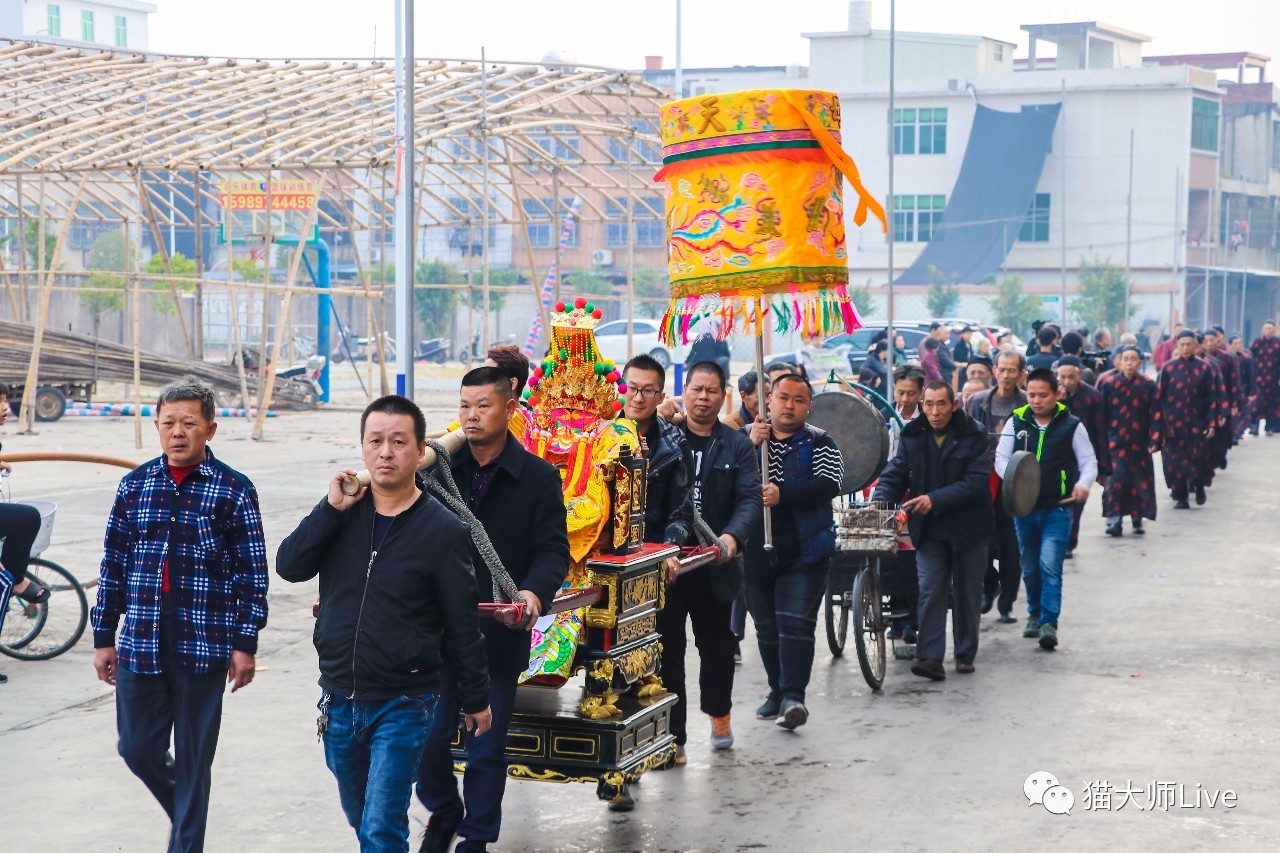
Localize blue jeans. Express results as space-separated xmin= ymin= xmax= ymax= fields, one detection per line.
xmin=1013 ymin=507 xmax=1072 ymax=625
xmin=745 ymin=555 xmax=828 ymax=703
xmin=416 ymin=661 xmax=517 ymax=852
xmin=323 ymin=692 xmax=438 ymax=853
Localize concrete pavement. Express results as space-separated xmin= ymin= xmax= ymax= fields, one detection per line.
xmin=1 ymin=408 xmax=1277 ymax=851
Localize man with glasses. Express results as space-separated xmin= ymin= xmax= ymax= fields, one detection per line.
xmin=612 ymin=354 xmax=694 ymax=808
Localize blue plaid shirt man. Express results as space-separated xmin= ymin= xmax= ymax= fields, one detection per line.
xmin=91 ymin=449 xmax=269 ymax=674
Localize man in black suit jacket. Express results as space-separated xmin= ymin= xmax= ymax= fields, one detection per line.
xmin=416 ymin=367 xmax=570 ymax=853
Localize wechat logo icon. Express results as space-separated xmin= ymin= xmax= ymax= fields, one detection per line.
xmin=1025 ymin=771 xmax=1074 ymax=815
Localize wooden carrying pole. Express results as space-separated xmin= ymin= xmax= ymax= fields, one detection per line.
xmin=251 ymin=174 xmax=328 ymax=440
xmin=18 ymin=174 xmax=88 ymax=433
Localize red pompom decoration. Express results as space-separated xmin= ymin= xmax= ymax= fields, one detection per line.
xmin=611 ymin=400 xmax=623 ymax=412
xmin=528 ymin=396 xmax=539 ymax=407
xmin=591 ymin=309 xmax=603 ymax=320
xmin=533 ymin=366 xmax=544 ymax=378
xmin=554 ymin=301 xmax=566 ymax=313
xmin=574 ymin=297 xmax=587 ymax=309
xmin=606 ymin=370 xmax=620 ymax=383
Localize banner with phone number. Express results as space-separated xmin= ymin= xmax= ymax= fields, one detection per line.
xmin=218 ymin=179 xmax=317 ymax=211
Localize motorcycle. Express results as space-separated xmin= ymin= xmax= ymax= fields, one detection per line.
xmin=275 ymin=354 xmax=327 ymax=407
xmin=331 ymin=328 xmax=396 ymax=364
xmin=416 ymin=337 xmax=451 ymax=364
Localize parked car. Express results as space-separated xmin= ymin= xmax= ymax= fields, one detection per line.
xmin=766 ymin=325 xmax=929 ymax=378
xmin=592 ymin=319 xmax=686 ymax=371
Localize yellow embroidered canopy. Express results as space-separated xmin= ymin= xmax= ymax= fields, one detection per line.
xmin=654 ymin=88 xmax=886 ymax=342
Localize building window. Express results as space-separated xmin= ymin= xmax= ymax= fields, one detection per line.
xmin=634 ymin=196 xmax=665 ymax=247
xmin=1191 ymin=97 xmax=1219 ymax=152
xmin=892 ymin=195 xmax=946 ymax=242
xmin=46 ymin=4 xmax=60 ymax=37
xmin=1019 ymin=193 xmax=1051 ymax=242
xmin=605 ymin=199 xmax=629 ymax=248
xmin=114 ymin=15 xmax=127 ymax=47
xmin=81 ymin=10 xmax=94 ymax=42
xmin=893 ymin=108 xmax=947 ymax=155
xmin=522 ymin=199 xmax=553 ymax=248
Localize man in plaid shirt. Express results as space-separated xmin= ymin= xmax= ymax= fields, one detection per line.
xmin=92 ymin=376 xmax=268 ymax=853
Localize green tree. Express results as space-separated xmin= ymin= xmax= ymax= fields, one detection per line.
xmin=414 ymin=259 xmax=460 ymax=338
xmin=2 ymin=219 xmax=59 ymax=270
xmin=144 ymin=251 xmax=198 ymax=316
xmin=984 ymin=273 xmax=1043 ymax=340
xmin=562 ymin=269 xmax=619 ymax=299
xmin=630 ymin=267 xmax=670 ymax=319
xmin=850 ymin=278 xmax=878 ymax=318
xmin=925 ymin=265 xmax=959 ymax=318
xmin=1072 ymin=255 xmax=1132 ymax=331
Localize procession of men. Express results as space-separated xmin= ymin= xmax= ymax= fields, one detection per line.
xmin=0 ymin=316 xmax=1264 ymax=853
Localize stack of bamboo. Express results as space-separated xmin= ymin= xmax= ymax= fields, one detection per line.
xmin=0 ymin=319 xmax=307 ymax=408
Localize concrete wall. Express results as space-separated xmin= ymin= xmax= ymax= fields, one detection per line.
xmin=827 ymin=66 xmax=1222 ymax=329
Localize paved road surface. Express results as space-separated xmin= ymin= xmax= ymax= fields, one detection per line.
xmin=1 ymin=410 xmax=1276 ymax=851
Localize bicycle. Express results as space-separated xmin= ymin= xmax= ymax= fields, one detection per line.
xmin=1 ymin=473 xmax=89 ymax=661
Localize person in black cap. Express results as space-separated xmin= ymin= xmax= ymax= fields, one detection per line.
xmin=965 ymin=353 xmax=994 ymax=388
xmin=1056 ymin=355 xmax=1110 ymax=557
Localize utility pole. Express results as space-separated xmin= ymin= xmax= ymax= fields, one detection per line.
xmin=1123 ymin=128 xmax=1134 ymax=332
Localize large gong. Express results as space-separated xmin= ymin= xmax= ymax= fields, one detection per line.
xmin=1001 ymin=450 xmax=1041 ymax=518
xmin=807 ymin=391 xmax=889 ymax=494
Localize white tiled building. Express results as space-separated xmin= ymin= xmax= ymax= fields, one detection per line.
xmin=0 ymin=0 xmax=156 ymax=50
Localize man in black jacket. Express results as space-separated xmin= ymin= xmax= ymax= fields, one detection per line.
xmin=873 ymin=381 xmax=992 ymax=680
xmin=660 ymin=361 xmax=761 ymax=764
xmin=276 ymin=395 xmax=491 ymax=853
xmin=415 ymin=367 xmax=570 ymax=853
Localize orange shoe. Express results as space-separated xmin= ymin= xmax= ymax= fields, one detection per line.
xmin=710 ymin=714 xmax=734 ymax=750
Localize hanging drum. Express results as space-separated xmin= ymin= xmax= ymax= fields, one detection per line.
xmin=807 ymin=391 xmax=889 ymax=494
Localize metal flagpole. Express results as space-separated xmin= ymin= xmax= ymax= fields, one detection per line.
xmin=756 ymin=297 xmax=771 ymax=549
xmin=394 ymin=0 xmax=416 ymax=398
xmin=886 ymin=0 xmax=896 ymax=367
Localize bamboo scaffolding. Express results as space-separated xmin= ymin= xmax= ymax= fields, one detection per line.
xmin=17 ymin=174 xmax=88 ymax=432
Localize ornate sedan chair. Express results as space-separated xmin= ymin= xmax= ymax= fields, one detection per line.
xmin=441 ymin=300 xmax=718 ymax=803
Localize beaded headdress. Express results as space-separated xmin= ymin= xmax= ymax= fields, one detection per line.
xmin=522 ymin=296 xmax=627 ymax=432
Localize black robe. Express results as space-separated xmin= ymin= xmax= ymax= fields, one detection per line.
xmin=1155 ymin=355 xmax=1216 ymax=492
xmin=1097 ymin=371 xmax=1158 ymax=520
xmin=1248 ymin=336 xmax=1280 ymax=422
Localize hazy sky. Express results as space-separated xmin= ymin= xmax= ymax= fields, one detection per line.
xmin=150 ymin=1 xmax=1279 ymax=73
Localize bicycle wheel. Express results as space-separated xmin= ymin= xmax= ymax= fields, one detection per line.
xmin=0 ymin=558 xmax=89 ymax=660
xmin=852 ymin=565 xmax=886 ymax=690
xmin=2 ymin=584 xmax=48 ymax=652
xmin=824 ymin=569 xmax=849 ymax=657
